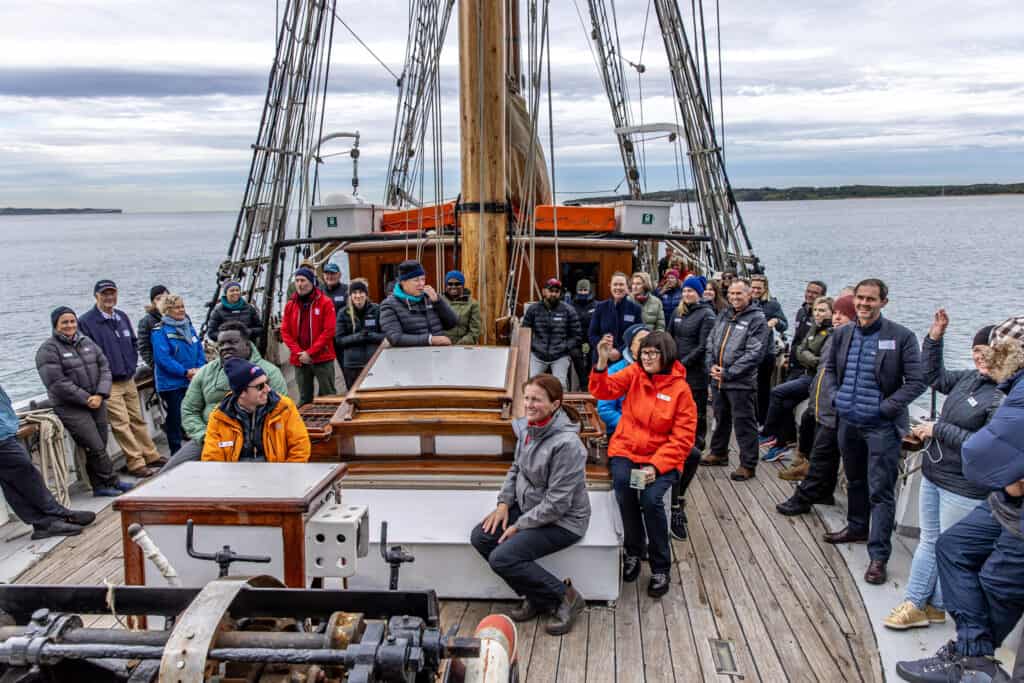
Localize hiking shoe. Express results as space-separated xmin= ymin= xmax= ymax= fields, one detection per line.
xmin=884 ymin=601 xmax=930 ymax=630
xmin=648 ymin=573 xmax=670 ymax=598
xmin=761 ymin=445 xmax=790 ymax=463
xmin=507 ymin=598 xmax=543 ymax=622
xmin=670 ymin=503 xmax=688 ymax=541
xmin=778 ymin=454 xmax=810 ymax=481
xmin=701 ymin=453 xmax=729 ymax=467
xmin=31 ymin=520 xmax=83 ymax=540
xmin=623 ymin=554 xmax=641 ymax=583
xmin=895 ymin=641 xmax=1010 ymax=682
xmin=776 ymin=496 xmax=812 ymax=516
xmin=545 ymin=582 xmax=585 ymax=635
xmin=730 ymin=466 xmax=755 ymax=481
xmin=758 ymin=435 xmax=777 ymax=450
xmin=93 ymin=487 xmax=122 ymax=497
xmin=127 ymin=466 xmax=156 ymax=478
xmin=114 ymin=480 xmax=135 ymax=492
xmin=924 ymin=605 xmax=946 ymax=624
xmin=63 ymin=509 xmax=97 ymax=526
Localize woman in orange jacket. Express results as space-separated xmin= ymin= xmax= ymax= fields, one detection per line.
xmin=201 ymin=358 xmax=310 ymax=463
xmin=589 ymin=330 xmax=697 ymax=598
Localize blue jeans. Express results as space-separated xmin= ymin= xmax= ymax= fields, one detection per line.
xmin=761 ymin=374 xmax=811 ymax=444
xmin=609 ymin=457 xmax=679 ymax=574
xmin=904 ymin=476 xmax=983 ymax=610
xmin=936 ymin=499 xmax=1024 ymax=657
xmin=470 ymin=504 xmax=581 ymax=611
xmin=838 ymin=419 xmax=903 ymax=562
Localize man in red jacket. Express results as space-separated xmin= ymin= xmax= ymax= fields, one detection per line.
xmin=281 ymin=267 xmax=336 ymax=405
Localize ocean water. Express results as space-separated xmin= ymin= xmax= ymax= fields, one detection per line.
xmin=2 ymin=195 xmax=1022 ymax=402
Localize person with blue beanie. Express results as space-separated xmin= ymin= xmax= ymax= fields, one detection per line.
xmin=597 ymin=323 xmax=650 ymax=434
xmin=442 ymin=270 xmax=481 ymax=345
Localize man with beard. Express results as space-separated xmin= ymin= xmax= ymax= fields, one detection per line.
xmin=521 ymin=278 xmax=581 ymax=389
xmin=161 ymin=321 xmax=287 ymax=471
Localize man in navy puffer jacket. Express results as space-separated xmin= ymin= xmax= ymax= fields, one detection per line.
xmin=896 ymin=317 xmax=1024 ymax=683
xmin=821 ymin=278 xmax=926 ymax=586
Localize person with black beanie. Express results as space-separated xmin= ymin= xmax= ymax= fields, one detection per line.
xmin=137 ymin=285 xmax=168 ymax=369
xmin=335 ymin=279 xmax=385 ymax=388
xmin=379 ymin=259 xmax=458 ymax=347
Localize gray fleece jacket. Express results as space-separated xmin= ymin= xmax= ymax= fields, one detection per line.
xmin=497 ymin=409 xmax=591 ymax=537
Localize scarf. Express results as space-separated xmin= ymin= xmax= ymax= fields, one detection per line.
xmin=161 ymin=315 xmax=192 ymax=336
xmin=634 ymin=293 xmax=649 ymax=303
xmin=393 ymin=282 xmax=424 ymax=303
xmin=220 ymin=295 xmax=247 ymax=311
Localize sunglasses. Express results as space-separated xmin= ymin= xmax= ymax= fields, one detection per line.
xmin=247 ymin=379 xmax=270 ymax=392
xmin=446 ymin=282 xmax=462 ymax=287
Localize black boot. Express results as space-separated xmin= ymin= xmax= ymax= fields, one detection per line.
xmin=62 ymin=509 xmax=97 ymax=526
xmin=895 ymin=641 xmax=1010 ymax=682
xmin=507 ymin=598 xmax=542 ymax=622
xmin=545 ymin=582 xmax=585 ymax=635
xmin=670 ymin=499 xmax=689 ymax=540
xmin=776 ymin=496 xmax=812 ymax=516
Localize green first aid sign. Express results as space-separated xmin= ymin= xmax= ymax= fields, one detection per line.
xmin=641 ymin=213 xmax=654 ymax=225
xmin=327 ymin=216 xmax=338 ymax=228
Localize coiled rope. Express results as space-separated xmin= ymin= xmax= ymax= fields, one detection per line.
xmin=21 ymin=410 xmax=71 ymax=508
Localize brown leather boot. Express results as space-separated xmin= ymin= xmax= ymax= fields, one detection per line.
xmin=507 ymin=598 xmax=542 ymax=622
xmin=730 ymin=466 xmax=755 ymax=481
xmin=778 ymin=453 xmax=809 ymax=481
xmin=545 ymin=582 xmax=585 ymax=635
xmin=701 ymin=453 xmax=729 ymax=466
xmin=864 ymin=560 xmax=887 ymax=585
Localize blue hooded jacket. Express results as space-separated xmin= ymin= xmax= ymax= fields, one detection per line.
xmin=963 ymin=368 xmax=1024 ymax=491
xmin=0 ymin=386 xmax=19 ymax=442
xmin=151 ymin=319 xmax=206 ymax=392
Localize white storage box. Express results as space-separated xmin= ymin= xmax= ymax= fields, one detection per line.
xmin=613 ymin=200 xmax=673 ymax=235
xmin=310 ymin=202 xmax=381 ymax=238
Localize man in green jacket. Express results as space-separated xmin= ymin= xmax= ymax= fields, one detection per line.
xmin=161 ymin=321 xmax=287 ymax=471
xmin=442 ymin=270 xmax=482 ymax=345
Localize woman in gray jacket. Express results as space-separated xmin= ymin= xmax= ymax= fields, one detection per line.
xmin=883 ymin=310 xmax=1001 ymax=630
xmin=471 ymin=374 xmax=590 ymax=636
xmin=35 ymin=307 xmax=127 ymax=496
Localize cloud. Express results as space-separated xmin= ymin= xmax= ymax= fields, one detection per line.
xmin=0 ymin=0 xmax=1021 ymax=211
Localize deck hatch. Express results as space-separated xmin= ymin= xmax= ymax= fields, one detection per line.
xmin=708 ymin=638 xmax=743 ymax=678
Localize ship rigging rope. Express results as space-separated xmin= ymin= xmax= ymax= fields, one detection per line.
xmin=332 ymin=10 xmax=401 ymax=82
xmin=20 ymin=411 xmax=71 ymax=508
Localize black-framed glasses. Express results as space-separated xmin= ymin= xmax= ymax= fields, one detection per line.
xmin=640 ymin=349 xmax=662 ymax=359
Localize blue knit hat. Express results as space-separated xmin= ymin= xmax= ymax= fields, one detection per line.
xmin=682 ymin=275 xmax=706 ymax=298
xmin=294 ymin=267 xmax=316 ymax=285
xmin=224 ymin=357 xmax=267 ymax=396
xmin=224 ymin=281 xmax=242 ymax=292
xmin=444 ymin=270 xmax=465 ymax=285
xmin=622 ymin=323 xmax=651 ymax=359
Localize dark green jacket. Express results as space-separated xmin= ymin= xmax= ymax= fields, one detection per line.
xmin=443 ymin=291 xmax=482 ymax=344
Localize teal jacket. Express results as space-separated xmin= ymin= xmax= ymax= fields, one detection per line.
xmin=180 ymin=344 xmax=288 ymax=441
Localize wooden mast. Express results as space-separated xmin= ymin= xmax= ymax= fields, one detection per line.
xmin=459 ymin=0 xmax=507 ymax=344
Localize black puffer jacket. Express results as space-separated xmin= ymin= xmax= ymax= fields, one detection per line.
xmin=522 ymin=300 xmax=581 ymax=362
xmin=35 ymin=333 xmax=112 ymax=407
xmin=207 ymin=302 xmax=263 ymax=342
xmin=379 ymin=293 xmax=459 ymax=347
xmin=136 ymin=308 xmax=162 ymax=368
xmin=921 ymin=335 xmax=1002 ymax=499
xmin=669 ymin=300 xmax=716 ymax=383
xmin=336 ymin=302 xmax=385 ymax=369
xmin=705 ymin=305 xmax=769 ymax=390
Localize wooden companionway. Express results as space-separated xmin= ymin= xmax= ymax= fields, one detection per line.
xmin=15 ymin=456 xmax=883 ymax=682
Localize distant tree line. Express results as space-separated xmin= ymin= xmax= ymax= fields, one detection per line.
xmin=570 ymin=183 xmax=1024 ymax=205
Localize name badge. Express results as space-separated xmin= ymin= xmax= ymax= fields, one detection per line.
xmin=62 ymin=352 xmax=73 ymax=357
xmin=122 ymin=329 xmax=132 ymax=338
xmin=967 ymin=396 xmax=978 ymax=407
xmin=553 ymin=316 xmax=564 ymax=322
xmin=879 ymin=339 xmax=896 ymax=350
xmin=191 ymin=335 xmax=199 ymax=343
xmin=217 ymin=441 xmax=234 ymax=447
xmin=274 ymin=423 xmax=283 ymax=430
xmin=314 ymin=308 xmax=321 ymax=315
xmin=365 ymin=319 xmax=377 ymax=327
xmin=656 ymin=393 xmax=671 ymax=402
xmin=623 ymin=314 xmax=635 ymax=323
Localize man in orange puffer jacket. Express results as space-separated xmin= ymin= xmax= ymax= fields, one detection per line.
xmin=590 ymin=330 xmax=697 ymax=599
xmin=202 ymin=358 xmax=310 ymax=463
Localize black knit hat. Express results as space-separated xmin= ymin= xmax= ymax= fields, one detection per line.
xmin=149 ymin=285 xmax=169 ymax=302
xmin=398 ymin=260 xmax=426 ymax=281
xmin=50 ymin=306 xmax=76 ymax=329
xmin=973 ymin=325 xmax=995 ymax=348
xmin=349 ymin=280 xmax=368 ymax=294
xmin=224 ymin=357 xmax=267 ymax=396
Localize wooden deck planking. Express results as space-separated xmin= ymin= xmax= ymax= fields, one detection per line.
xmin=12 ymin=465 xmax=885 ymax=682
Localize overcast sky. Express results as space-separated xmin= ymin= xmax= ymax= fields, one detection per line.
xmin=1 ymin=0 xmax=1022 ymax=211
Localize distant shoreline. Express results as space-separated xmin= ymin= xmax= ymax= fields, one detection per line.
xmin=1 ymin=207 xmax=122 ymax=216
xmin=571 ymin=182 xmax=1024 ymax=204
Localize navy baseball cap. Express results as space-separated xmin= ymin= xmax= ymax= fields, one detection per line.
xmin=323 ymin=262 xmax=341 ymax=273
xmin=94 ymin=279 xmax=117 ymax=294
